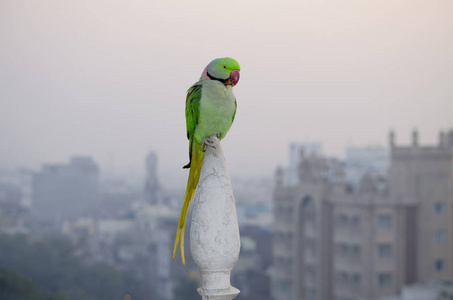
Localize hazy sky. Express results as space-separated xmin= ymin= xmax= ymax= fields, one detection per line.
xmin=1 ymin=0 xmax=452 ymax=185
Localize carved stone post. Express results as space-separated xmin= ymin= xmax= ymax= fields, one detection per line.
xmin=190 ymin=135 xmax=241 ymax=300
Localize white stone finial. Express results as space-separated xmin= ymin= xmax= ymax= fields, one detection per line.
xmin=190 ymin=135 xmax=241 ymax=300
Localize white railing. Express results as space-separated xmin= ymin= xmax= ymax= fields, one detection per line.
xmin=190 ymin=135 xmax=241 ymax=300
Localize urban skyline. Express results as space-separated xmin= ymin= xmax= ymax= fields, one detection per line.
xmin=1 ymin=129 xmax=452 ymax=299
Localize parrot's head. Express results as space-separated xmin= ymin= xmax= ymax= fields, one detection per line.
xmin=202 ymin=57 xmax=240 ymax=87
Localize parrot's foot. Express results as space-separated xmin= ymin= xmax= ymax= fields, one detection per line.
xmin=201 ymin=138 xmax=216 ymax=152
xmin=216 ymin=133 xmax=222 ymax=139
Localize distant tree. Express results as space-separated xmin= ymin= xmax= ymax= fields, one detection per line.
xmin=0 ymin=266 xmax=68 ymax=300
xmin=33 ymin=292 xmax=69 ymax=300
xmin=59 ymin=288 xmax=96 ymax=300
xmin=0 ymin=234 xmax=148 ymax=300
xmin=0 ymin=266 xmax=35 ymax=300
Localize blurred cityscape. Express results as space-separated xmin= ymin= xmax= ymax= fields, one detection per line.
xmin=1 ymin=129 xmax=452 ymax=300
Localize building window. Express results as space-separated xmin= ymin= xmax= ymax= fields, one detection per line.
xmin=305 ymin=238 xmax=316 ymax=254
xmin=338 ymin=214 xmax=349 ymax=226
xmin=337 ymin=214 xmax=361 ymax=229
xmin=351 ymin=215 xmax=360 ymax=228
xmin=287 ymin=233 xmax=293 ymax=248
xmin=434 ymin=202 xmax=447 ymax=214
xmin=306 ymin=264 xmax=316 ymax=279
xmin=434 ymin=230 xmax=447 ymax=243
xmin=277 ymin=256 xmax=293 ymax=270
xmin=378 ymin=244 xmax=392 ymax=258
xmin=352 ymin=245 xmax=361 ymax=259
xmin=342 ymin=244 xmax=349 ymax=256
xmin=352 ymin=273 xmax=361 ymax=285
xmin=335 ymin=244 xmax=349 ymax=257
xmin=305 ymin=208 xmax=316 ymax=223
xmin=435 ymin=259 xmax=446 ymax=272
xmin=306 ymin=289 xmax=317 ymax=300
xmin=336 ymin=243 xmax=361 ymax=259
xmin=378 ymin=214 xmax=392 ymax=229
xmin=277 ymin=205 xmax=284 ymax=221
xmin=378 ymin=273 xmax=392 ymax=287
xmin=279 ymin=280 xmax=292 ymax=295
xmin=284 ymin=257 xmax=292 ymax=269
xmin=340 ymin=272 xmax=349 ymax=284
xmin=286 ymin=207 xmax=293 ymax=222
xmin=278 ymin=232 xmax=293 ymax=248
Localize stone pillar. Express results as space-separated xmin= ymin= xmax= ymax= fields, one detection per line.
xmin=190 ymin=135 xmax=241 ymax=300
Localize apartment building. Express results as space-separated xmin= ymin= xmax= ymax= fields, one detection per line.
xmin=272 ymin=130 xmax=453 ymax=300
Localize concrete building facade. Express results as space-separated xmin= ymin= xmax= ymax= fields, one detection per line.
xmin=32 ymin=156 xmax=100 ymax=234
xmin=272 ymin=130 xmax=453 ymax=300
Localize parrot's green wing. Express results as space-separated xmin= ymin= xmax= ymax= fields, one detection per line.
xmin=232 ymin=98 xmax=237 ymax=125
xmin=183 ymin=83 xmax=202 ymax=168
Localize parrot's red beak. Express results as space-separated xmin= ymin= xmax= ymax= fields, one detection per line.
xmin=230 ymin=70 xmax=240 ymax=86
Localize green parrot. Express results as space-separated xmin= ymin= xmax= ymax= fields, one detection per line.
xmin=173 ymin=57 xmax=241 ymax=265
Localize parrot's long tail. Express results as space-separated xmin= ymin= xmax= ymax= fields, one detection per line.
xmin=173 ymin=141 xmax=205 ymax=265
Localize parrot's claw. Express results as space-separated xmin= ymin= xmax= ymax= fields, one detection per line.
xmin=201 ymin=138 xmax=216 ymax=152
xmin=216 ymin=133 xmax=222 ymax=139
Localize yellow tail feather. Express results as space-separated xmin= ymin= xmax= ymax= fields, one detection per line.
xmin=173 ymin=141 xmax=205 ymax=265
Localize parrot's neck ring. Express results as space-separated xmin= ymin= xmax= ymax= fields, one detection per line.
xmin=207 ymin=72 xmax=231 ymax=86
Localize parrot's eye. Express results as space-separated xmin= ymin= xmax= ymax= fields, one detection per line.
xmin=223 ymin=65 xmax=226 ymax=69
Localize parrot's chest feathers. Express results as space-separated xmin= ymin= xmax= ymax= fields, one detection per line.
xmin=197 ymin=80 xmax=236 ymax=138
